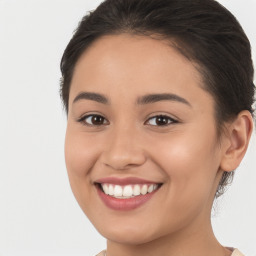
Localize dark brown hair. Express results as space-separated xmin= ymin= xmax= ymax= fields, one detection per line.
xmin=60 ymin=0 xmax=255 ymax=197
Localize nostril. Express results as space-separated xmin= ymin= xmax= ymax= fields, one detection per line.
xmin=101 ymin=150 xmax=147 ymax=171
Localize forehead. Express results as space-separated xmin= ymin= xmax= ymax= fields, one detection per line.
xmin=70 ymin=34 xmax=213 ymax=110
xmin=73 ymin=34 xmax=201 ymax=84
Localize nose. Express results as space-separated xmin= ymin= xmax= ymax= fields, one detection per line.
xmin=100 ymin=126 xmax=147 ymax=170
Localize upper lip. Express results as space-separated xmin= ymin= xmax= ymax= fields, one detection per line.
xmin=94 ymin=177 xmax=162 ymax=185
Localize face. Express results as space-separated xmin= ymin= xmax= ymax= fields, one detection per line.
xmin=65 ymin=34 xmax=224 ymax=244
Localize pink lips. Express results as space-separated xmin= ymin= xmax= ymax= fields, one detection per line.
xmin=95 ymin=177 xmax=161 ymax=211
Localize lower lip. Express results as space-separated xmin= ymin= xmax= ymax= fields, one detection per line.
xmin=96 ymin=185 xmax=159 ymax=211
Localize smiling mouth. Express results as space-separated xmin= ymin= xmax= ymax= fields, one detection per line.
xmin=97 ymin=183 xmax=161 ymax=199
xmin=94 ymin=177 xmax=163 ymax=210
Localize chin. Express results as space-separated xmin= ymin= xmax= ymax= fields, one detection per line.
xmin=96 ymin=222 xmax=160 ymax=245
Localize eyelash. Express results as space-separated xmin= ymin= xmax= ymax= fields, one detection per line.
xmin=145 ymin=115 xmax=178 ymax=126
xmin=77 ymin=114 xmax=109 ymax=126
xmin=77 ymin=114 xmax=178 ymax=127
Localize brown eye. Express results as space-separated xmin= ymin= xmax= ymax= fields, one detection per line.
xmin=146 ymin=115 xmax=177 ymax=126
xmin=80 ymin=114 xmax=108 ymax=126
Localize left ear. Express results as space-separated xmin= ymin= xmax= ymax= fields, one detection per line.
xmin=220 ymin=110 xmax=254 ymax=172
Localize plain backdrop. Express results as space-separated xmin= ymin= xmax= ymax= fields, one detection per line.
xmin=0 ymin=0 xmax=255 ymax=255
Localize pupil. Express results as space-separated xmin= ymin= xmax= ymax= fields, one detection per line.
xmin=92 ymin=116 xmax=104 ymax=125
xmin=156 ymin=116 xmax=168 ymax=125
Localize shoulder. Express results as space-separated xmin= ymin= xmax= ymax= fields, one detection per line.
xmin=95 ymin=249 xmax=244 ymax=256
xmin=95 ymin=250 xmax=106 ymax=256
xmin=231 ymin=249 xmax=245 ymax=256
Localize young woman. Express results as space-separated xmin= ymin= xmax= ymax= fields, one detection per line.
xmin=60 ymin=0 xmax=255 ymax=255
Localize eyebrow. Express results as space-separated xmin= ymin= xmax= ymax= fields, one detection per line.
xmin=72 ymin=91 xmax=191 ymax=107
xmin=73 ymin=92 xmax=109 ymax=104
xmin=137 ymin=93 xmax=191 ymax=106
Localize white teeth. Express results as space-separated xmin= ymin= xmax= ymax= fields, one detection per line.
xmin=148 ymin=184 xmax=154 ymax=193
xmin=141 ymin=184 xmax=148 ymax=195
xmin=108 ymin=184 xmax=114 ymax=195
xmin=101 ymin=183 xmax=160 ymax=198
xmin=114 ymin=185 xmax=123 ymax=197
xmin=133 ymin=184 xmax=140 ymax=196
xmin=123 ymin=185 xmax=133 ymax=197
xmin=102 ymin=184 xmax=109 ymax=194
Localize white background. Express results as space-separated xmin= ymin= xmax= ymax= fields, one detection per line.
xmin=0 ymin=0 xmax=255 ymax=255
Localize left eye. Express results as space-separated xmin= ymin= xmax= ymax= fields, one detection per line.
xmin=146 ymin=115 xmax=177 ymax=126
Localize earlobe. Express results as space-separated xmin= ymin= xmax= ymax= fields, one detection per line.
xmin=220 ymin=110 xmax=253 ymax=172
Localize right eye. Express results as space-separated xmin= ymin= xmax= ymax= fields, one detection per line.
xmin=78 ymin=114 xmax=109 ymax=126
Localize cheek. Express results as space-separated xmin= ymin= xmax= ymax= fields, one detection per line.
xmin=152 ymin=130 xmax=220 ymax=207
xmin=64 ymin=127 xmax=103 ymax=216
xmin=64 ymin=127 xmax=99 ymax=178
xmin=64 ymin=127 xmax=99 ymax=205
